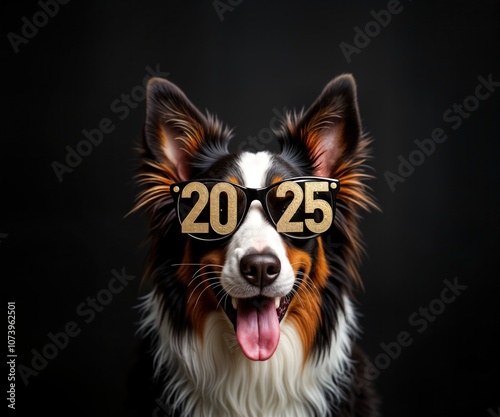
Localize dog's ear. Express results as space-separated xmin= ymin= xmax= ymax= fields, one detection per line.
xmin=279 ymin=74 xmax=363 ymax=177
xmin=143 ymin=78 xmax=210 ymax=181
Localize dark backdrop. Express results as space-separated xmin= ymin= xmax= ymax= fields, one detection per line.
xmin=3 ymin=0 xmax=499 ymax=416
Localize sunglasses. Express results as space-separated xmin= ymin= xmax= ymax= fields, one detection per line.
xmin=170 ymin=176 xmax=340 ymax=241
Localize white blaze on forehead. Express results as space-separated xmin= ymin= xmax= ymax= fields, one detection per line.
xmin=236 ymin=152 xmax=274 ymax=246
xmin=234 ymin=151 xmax=278 ymax=251
xmin=219 ymin=151 xmax=295 ymax=299
xmin=238 ymin=151 xmax=273 ymax=188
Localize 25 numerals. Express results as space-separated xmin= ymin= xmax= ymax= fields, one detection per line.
xmin=275 ymin=181 xmax=333 ymax=234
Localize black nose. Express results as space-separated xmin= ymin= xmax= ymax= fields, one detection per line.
xmin=240 ymin=253 xmax=281 ymax=288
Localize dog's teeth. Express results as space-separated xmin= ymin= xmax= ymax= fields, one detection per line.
xmin=275 ymin=297 xmax=280 ymax=309
xmin=231 ymin=297 xmax=238 ymax=310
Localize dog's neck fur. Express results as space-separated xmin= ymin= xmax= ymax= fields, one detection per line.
xmin=139 ymin=292 xmax=358 ymax=417
xmin=134 ymin=75 xmax=379 ymax=416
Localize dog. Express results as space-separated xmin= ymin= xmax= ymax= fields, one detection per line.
xmin=131 ymin=74 xmax=379 ymax=417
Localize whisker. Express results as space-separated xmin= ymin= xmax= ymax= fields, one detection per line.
xmin=187 ymin=277 xmax=220 ymax=305
xmin=169 ymin=263 xmax=222 ymax=287
xmin=290 ymin=274 xmax=320 ymax=309
xmin=215 ymin=283 xmax=239 ymax=310
xmin=172 ymin=263 xmax=223 ymax=286
xmin=290 ymin=261 xmax=309 ymax=268
xmin=290 ymin=261 xmax=318 ymax=295
xmin=187 ymin=270 xmax=221 ymax=287
xmin=192 ymin=282 xmax=221 ymax=311
xmin=297 ymin=271 xmax=321 ymax=298
xmin=215 ymin=290 xmax=228 ymax=310
xmin=297 ymin=279 xmax=319 ymax=305
xmin=288 ymin=288 xmax=305 ymax=308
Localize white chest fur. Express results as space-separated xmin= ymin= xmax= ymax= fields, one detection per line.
xmin=139 ymin=293 xmax=357 ymax=417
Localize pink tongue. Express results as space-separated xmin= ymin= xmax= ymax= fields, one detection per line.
xmin=236 ymin=298 xmax=280 ymax=361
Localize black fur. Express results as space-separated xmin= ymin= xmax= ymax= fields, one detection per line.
xmin=129 ymin=75 xmax=379 ymax=416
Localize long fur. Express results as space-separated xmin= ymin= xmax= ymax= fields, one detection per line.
xmin=129 ymin=74 xmax=380 ymax=417
xmin=138 ymin=292 xmax=357 ymax=417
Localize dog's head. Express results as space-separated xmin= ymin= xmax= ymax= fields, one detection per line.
xmin=135 ymin=74 xmax=375 ymax=362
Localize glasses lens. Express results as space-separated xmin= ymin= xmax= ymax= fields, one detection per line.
xmin=265 ymin=179 xmax=335 ymax=238
xmin=176 ymin=181 xmax=247 ymax=240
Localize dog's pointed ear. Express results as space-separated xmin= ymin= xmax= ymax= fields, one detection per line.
xmin=280 ymin=74 xmax=363 ymax=177
xmin=143 ymin=77 xmax=209 ymax=181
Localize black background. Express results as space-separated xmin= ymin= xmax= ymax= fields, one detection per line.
xmin=3 ymin=0 xmax=499 ymax=416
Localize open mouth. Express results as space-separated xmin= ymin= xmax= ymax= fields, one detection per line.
xmin=218 ymin=293 xmax=292 ymax=361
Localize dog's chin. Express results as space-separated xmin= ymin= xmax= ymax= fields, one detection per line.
xmin=219 ymin=292 xmax=292 ymax=361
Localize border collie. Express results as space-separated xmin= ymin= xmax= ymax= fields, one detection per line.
xmin=131 ymin=74 xmax=379 ymax=417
